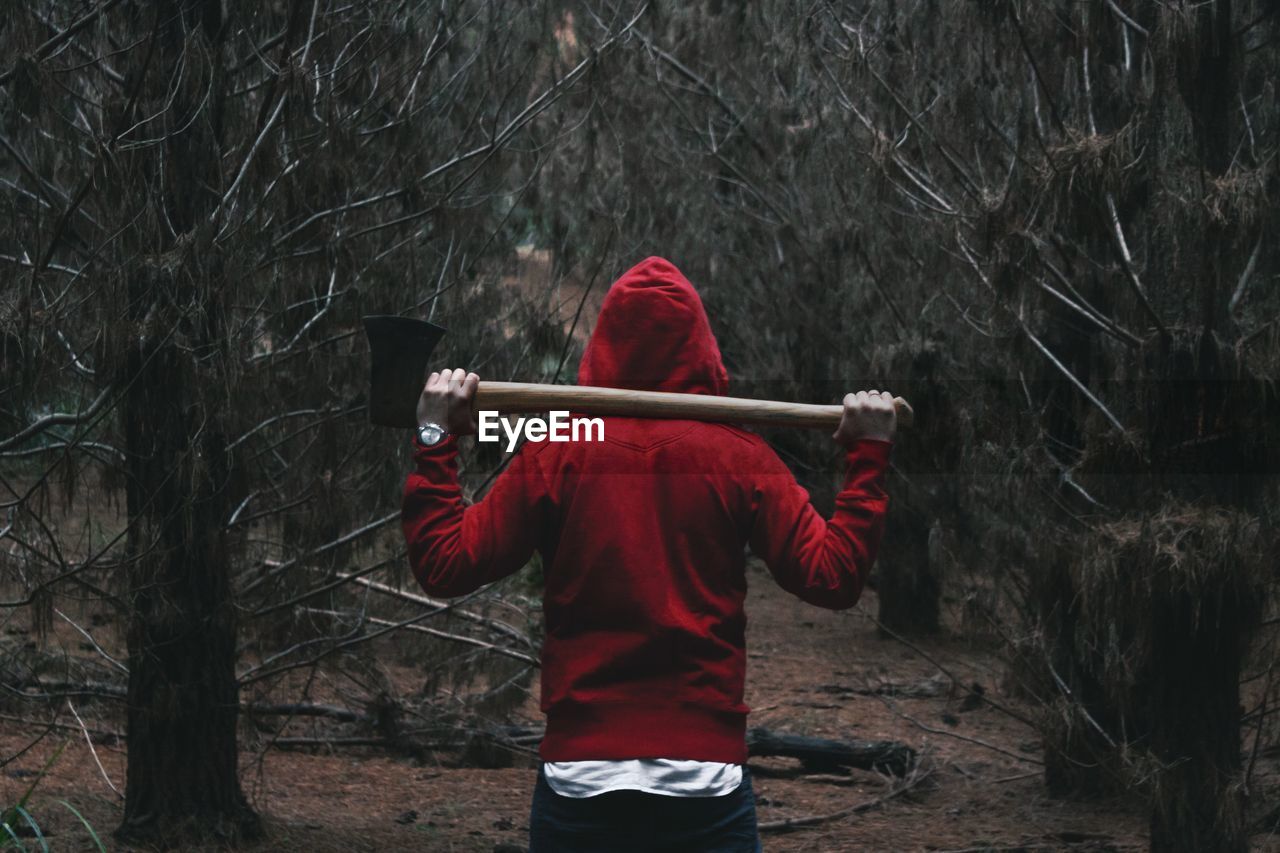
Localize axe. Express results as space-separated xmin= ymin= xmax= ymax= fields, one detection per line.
xmin=363 ymin=315 xmax=914 ymax=431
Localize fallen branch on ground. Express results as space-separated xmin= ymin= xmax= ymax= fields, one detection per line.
xmin=876 ymin=695 xmax=1043 ymax=766
xmin=746 ymin=727 xmax=917 ymax=776
xmin=270 ymin=737 xmax=395 ymax=748
xmin=243 ymin=702 xmax=370 ymax=723
xmin=758 ymin=761 xmax=934 ymax=833
xmin=251 ymin=721 xmax=918 ymax=776
xmin=814 ymin=673 xmax=949 ymax=698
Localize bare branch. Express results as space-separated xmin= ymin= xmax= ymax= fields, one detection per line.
xmin=0 ymin=387 xmax=112 ymax=452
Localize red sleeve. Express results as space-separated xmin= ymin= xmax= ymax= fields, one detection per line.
xmin=747 ymin=438 xmax=891 ymax=610
xmin=401 ymin=435 xmax=550 ymax=598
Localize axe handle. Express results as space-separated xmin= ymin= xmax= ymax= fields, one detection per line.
xmin=473 ymin=382 xmax=914 ymax=430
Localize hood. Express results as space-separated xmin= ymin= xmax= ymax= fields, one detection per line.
xmin=576 ymin=256 xmax=729 ymax=397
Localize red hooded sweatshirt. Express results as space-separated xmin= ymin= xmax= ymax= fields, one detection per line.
xmin=402 ymin=256 xmax=891 ymax=764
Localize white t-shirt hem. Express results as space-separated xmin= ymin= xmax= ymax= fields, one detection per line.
xmin=543 ymin=759 xmax=744 ymax=799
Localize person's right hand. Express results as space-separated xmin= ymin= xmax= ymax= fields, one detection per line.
xmin=833 ymin=390 xmax=897 ymax=448
xmin=417 ymin=367 xmax=480 ymax=436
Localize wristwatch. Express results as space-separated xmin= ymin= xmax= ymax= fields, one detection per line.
xmin=416 ymin=421 xmax=448 ymax=447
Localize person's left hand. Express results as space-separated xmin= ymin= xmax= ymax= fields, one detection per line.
xmin=416 ymin=367 xmax=480 ymax=436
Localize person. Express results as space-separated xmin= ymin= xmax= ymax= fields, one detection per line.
xmin=402 ymin=256 xmax=896 ymax=852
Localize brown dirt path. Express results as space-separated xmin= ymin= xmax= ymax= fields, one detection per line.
xmin=0 ymin=558 xmax=1195 ymax=851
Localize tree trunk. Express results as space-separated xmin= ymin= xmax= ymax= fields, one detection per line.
xmin=876 ymin=500 xmax=940 ymax=635
xmin=1146 ymin=574 xmax=1248 ymax=853
xmin=117 ymin=287 xmax=260 ymax=843
xmin=1145 ymin=6 xmax=1247 ymax=848
xmin=115 ymin=0 xmax=260 ymax=843
xmin=1038 ymin=554 xmax=1128 ymax=799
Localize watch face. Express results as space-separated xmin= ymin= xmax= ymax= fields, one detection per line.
xmin=417 ymin=423 xmax=446 ymax=446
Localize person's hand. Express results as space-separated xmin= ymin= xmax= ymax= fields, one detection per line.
xmin=832 ymin=390 xmax=897 ymax=448
xmin=417 ymin=367 xmax=480 ymax=436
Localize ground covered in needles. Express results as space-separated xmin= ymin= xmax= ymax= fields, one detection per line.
xmin=6 ymin=559 xmax=1274 ymax=852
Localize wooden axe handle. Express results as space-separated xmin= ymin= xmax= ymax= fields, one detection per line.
xmin=473 ymin=382 xmax=914 ymax=430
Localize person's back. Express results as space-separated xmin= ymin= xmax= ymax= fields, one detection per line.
xmin=402 ymin=256 xmax=897 ymax=852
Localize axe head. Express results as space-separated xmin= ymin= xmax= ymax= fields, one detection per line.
xmin=363 ymin=315 xmax=447 ymax=428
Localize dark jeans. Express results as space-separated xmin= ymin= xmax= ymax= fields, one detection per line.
xmin=529 ymin=766 xmax=762 ymax=853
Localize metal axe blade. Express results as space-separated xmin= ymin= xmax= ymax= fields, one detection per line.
xmin=363 ymin=315 xmax=447 ymax=428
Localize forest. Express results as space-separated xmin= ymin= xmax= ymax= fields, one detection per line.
xmin=1 ymin=1 xmax=1278 ymax=850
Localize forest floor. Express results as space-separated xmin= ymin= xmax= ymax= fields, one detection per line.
xmin=3 ymin=559 xmax=1277 ymax=852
